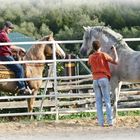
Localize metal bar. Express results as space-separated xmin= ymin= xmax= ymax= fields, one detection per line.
xmin=0 ymin=74 xmax=92 ymax=82
xmin=0 ymin=94 xmax=55 ymax=100
xmin=38 ymin=64 xmax=54 ymax=120
xmin=124 ymin=38 xmax=140 ymax=41
xmin=0 ymin=111 xmax=56 ymax=117
xmin=0 ymin=38 xmax=140 ymax=46
xmin=0 ymin=58 xmax=88 ymax=65
xmin=53 ymin=42 xmax=59 ymax=121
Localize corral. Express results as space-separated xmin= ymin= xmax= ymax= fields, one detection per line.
xmin=0 ymin=38 xmax=140 ymax=120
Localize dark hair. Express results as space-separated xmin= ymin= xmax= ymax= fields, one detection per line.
xmin=92 ymin=40 xmax=101 ymax=51
xmin=4 ymin=21 xmax=14 ymax=29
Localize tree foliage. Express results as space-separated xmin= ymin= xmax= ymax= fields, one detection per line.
xmin=0 ymin=0 xmax=140 ymax=53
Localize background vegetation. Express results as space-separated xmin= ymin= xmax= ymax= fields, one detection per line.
xmin=0 ymin=0 xmax=140 ymax=54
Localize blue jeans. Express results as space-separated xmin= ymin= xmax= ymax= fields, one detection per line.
xmin=0 ymin=56 xmax=26 ymax=89
xmin=93 ymin=78 xmax=113 ymax=126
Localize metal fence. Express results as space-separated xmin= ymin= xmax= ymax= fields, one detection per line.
xmin=0 ymin=38 xmax=140 ymax=120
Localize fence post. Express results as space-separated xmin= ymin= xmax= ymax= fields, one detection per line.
xmin=53 ymin=41 xmax=59 ymax=121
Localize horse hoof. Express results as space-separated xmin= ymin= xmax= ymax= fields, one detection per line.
xmin=112 ymin=118 xmax=116 ymax=124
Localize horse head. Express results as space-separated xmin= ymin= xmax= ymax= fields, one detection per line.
xmin=80 ymin=26 xmax=126 ymax=56
xmin=41 ymin=33 xmax=65 ymax=59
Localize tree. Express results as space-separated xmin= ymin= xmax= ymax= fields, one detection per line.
xmin=120 ymin=26 xmax=140 ymax=51
xmin=15 ymin=22 xmax=36 ymax=38
xmin=39 ymin=23 xmax=52 ymax=38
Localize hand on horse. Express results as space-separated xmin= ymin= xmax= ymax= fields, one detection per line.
xmin=19 ymin=48 xmax=26 ymax=55
xmin=11 ymin=46 xmax=26 ymax=60
xmin=11 ymin=46 xmax=26 ymax=54
xmin=111 ymin=45 xmax=118 ymax=64
xmin=111 ymin=45 xmax=117 ymax=52
xmin=20 ymin=48 xmax=26 ymax=53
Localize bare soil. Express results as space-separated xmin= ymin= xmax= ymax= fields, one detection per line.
xmin=0 ymin=116 xmax=140 ymax=135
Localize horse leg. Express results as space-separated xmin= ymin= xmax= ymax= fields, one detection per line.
xmin=27 ymin=90 xmax=38 ymax=119
xmin=113 ymin=81 xmax=122 ymax=118
xmin=110 ymin=78 xmax=122 ymax=123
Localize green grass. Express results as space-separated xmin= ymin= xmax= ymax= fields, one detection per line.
xmin=58 ymin=110 xmax=140 ymax=120
xmin=59 ymin=112 xmax=97 ymax=120
xmin=0 ymin=110 xmax=140 ymax=123
xmin=118 ymin=110 xmax=140 ymax=116
xmin=42 ymin=110 xmax=140 ymax=121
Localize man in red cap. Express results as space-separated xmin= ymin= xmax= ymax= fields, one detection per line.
xmin=0 ymin=21 xmax=31 ymax=95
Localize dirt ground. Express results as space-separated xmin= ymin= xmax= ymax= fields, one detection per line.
xmin=0 ymin=116 xmax=139 ymax=140
xmin=0 ymin=116 xmax=140 ymax=135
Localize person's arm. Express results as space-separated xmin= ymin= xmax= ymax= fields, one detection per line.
xmin=10 ymin=45 xmax=26 ymax=57
xmin=0 ymin=32 xmax=10 ymax=42
xmin=111 ymin=46 xmax=118 ymax=64
xmin=10 ymin=45 xmax=26 ymax=53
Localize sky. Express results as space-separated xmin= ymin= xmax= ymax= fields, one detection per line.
xmin=0 ymin=0 xmax=140 ymax=9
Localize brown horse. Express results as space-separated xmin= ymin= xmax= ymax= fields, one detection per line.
xmin=0 ymin=33 xmax=65 ymax=113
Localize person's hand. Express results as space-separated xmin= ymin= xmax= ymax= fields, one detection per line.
xmin=111 ymin=45 xmax=117 ymax=52
xmin=20 ymin=48 xmax=26 ymax=53
xmin=11 ymin=45 xmax=26 ymax=53
xmin=19 ymin=48 xmax=26 ymax=57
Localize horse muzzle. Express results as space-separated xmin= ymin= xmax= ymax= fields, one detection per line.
xmin=80 ymin=47 xmax=88 ymax=56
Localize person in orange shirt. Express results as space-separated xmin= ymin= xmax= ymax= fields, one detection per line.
xmin=88 ymin=40 xmax=118 ymax=127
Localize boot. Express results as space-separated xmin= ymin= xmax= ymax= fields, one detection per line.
xmin=18 ymin=88 xmax=32 ymax=95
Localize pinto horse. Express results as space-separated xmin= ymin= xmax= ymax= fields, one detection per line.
xmin=80 ymin=26 xmax=140 ymax=120
xmin=0 ymin=33 xmax=65 ymax=113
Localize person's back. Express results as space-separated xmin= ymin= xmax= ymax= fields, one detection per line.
xmin=89 ymin=52 xmax=112 ymax=80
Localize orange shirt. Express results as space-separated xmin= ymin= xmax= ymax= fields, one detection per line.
xmin=88 ymin=52 xmax=113 ymax=80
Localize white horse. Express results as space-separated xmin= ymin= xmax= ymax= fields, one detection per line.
xmin=80 ymin=26 xmax=140 ymax=119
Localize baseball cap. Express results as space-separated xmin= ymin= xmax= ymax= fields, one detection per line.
xmin=4 ymin=21 xmax=14 ymax=29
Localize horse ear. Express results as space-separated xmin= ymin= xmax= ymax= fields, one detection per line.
xmin=83 ymin=26 xmax=91 ymax=31
xmin=83 ymin=26 xmax=87 ymax=31
xmin=50 ymin=32 xmax=53 ymax=37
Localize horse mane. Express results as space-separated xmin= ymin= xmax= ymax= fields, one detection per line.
xmin=24 ymin=34 xmax=55 ymax=60
xmin=92 ymin=26 xmax=123 ymax=43
xmin=102 ymin=26 xmax=122 ymax=41
xmin=24 ymin=36 xmax=50 ymax=60
xmin=90 ymin=26 xmax=131 ymax=49
xmin=39 ymin=35 xmax=50 ymax=41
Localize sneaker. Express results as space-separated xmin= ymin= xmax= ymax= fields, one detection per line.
xmin=18 ymin=88 xmax=32 ymax=95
